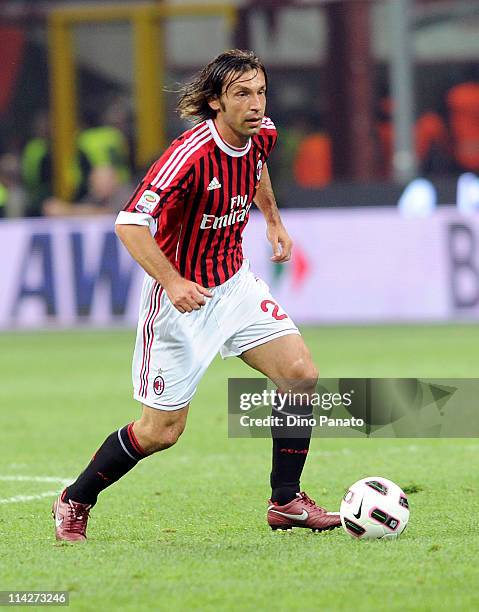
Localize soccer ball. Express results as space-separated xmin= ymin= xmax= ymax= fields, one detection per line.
xmin=340 ymin=476 xmax=410 ymax=540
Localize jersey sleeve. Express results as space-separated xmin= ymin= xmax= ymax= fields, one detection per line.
xmin=115 ymin=149 xmax=194 ymax=227
xmin=258 ymin=116 xmax=278 ymax=160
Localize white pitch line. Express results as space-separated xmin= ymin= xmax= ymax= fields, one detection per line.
xmin=0 ymin=491 xmax=60 ymax=504
xmin=0 ymin=475 xmax=72 ymax=483
xmin=0 ymin=475 xmax=72 ymax=505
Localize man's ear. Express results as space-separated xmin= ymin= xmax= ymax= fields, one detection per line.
xmin=208 ymin=96 xmax=221 ymax=112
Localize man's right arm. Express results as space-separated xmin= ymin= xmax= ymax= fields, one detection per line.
xmin=115 ymin=224 xmax=212 ymax=313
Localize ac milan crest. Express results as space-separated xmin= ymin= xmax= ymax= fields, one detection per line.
xmin=153 ymin=375 xmax=165 ymax=396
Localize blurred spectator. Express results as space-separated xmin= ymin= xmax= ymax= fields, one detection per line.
xmin=43 ymin=165 xmax=131 ymax=217
xmin=277 ymin=111 xmax=332 ymax=190
xmin=75 ymin=105 xmax=132 ymax=199
xmin=447 ymin=81 xmax=479 ymax=173
xmin=103 ymin=96 xmax=136 ymax=171
xmin=376 ymin=97 xmax=451 ymax=178
xmin=0 ymin=152 xmax=26 ymax=218
xmin=293 ymin=132 xmax=332 ymax=188
xmin=415 ymin=112 xmax=451 ymax=174
xmin=21 ymin=110 xmax=53 ymax=216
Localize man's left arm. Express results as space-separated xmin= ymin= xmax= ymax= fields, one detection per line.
xmin=254 ymin=163 xmax=293 ymax=263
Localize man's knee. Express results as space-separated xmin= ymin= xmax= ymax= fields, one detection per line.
xmin=135 ymin=421 xmax=185 ymax=453
xmin=279 ymin=356 xmax=319 ymax=395
xmin=153 ymin=425 xmax=183 ymax=451
xmin=134 ymin=405 xmax=188 ymax=453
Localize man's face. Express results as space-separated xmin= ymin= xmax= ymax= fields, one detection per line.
xmin=209 ymin=68 xmax=267 ymax=141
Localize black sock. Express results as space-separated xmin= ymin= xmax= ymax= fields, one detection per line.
xmin=270 ymin=403 xmax=312 ymax=506
xmin=64 ymin=422 xmax=148 ymax=506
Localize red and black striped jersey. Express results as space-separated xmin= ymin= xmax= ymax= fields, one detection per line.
xmin=116 ymin=117 xmax=277 ymax=287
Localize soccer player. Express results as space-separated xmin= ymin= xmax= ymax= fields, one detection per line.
xmin=52 ymin=50 xmax=341 ymax=541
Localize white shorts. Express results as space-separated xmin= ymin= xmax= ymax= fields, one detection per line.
xmin=131 ymin=260 xmax=300 ymax=410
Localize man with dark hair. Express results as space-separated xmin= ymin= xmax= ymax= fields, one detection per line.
xmin=52 ymin=49 xmax=341 ymax=541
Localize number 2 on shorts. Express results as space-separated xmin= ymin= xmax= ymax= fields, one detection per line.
xmin=260 ymin=299 xmax=288 ymax=321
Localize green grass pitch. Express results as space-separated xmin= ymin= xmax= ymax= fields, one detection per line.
xmin=1 ymin=325 xmax=478 ymax=611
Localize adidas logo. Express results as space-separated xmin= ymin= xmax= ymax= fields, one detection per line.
xmin=207 ymin=177 xmax=222 ymax=191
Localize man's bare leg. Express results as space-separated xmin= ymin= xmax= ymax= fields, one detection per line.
xmin=53 ymin=404 xmax=189 ymax=541
xmin=64 ymin=403 xmax=189 ymax=505
xmin=241 ymin=334 xmax=318 ymax=505
xmin=240 ymin=334 xmax=340 ymax=531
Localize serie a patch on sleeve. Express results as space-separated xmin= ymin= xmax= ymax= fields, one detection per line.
xmin=135 ymin=189 xmax=161 ymax=214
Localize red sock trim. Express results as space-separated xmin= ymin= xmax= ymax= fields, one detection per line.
xmin=127 ymin=422 xmax=147 ymax=456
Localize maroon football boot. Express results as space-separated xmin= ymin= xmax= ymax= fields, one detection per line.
xmin=52 ymin=490 xmax=91 ymax=542
xmin=267 ymin=491 xmax=341 ymax=532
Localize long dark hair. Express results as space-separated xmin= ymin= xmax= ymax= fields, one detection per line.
xmin=177 ymin=49 xmax=267 ymax=121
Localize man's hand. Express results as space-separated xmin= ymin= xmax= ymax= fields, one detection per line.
xmin=255 ymin=164 xmax=292 ymax=262
xmin=164 ymin=277 xmax=213 ymax=313
xmin=115 ymin=224 xmax=213 ymax=313
xmin=267 ymin=223 xmax=293 ymax=263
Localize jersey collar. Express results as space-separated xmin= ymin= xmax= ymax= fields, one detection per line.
xmin=206 ymin=119 xmax=251 ymax=157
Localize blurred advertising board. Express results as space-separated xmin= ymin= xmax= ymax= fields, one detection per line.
xmin=1 ymin=207 xmax=478 ymax=330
